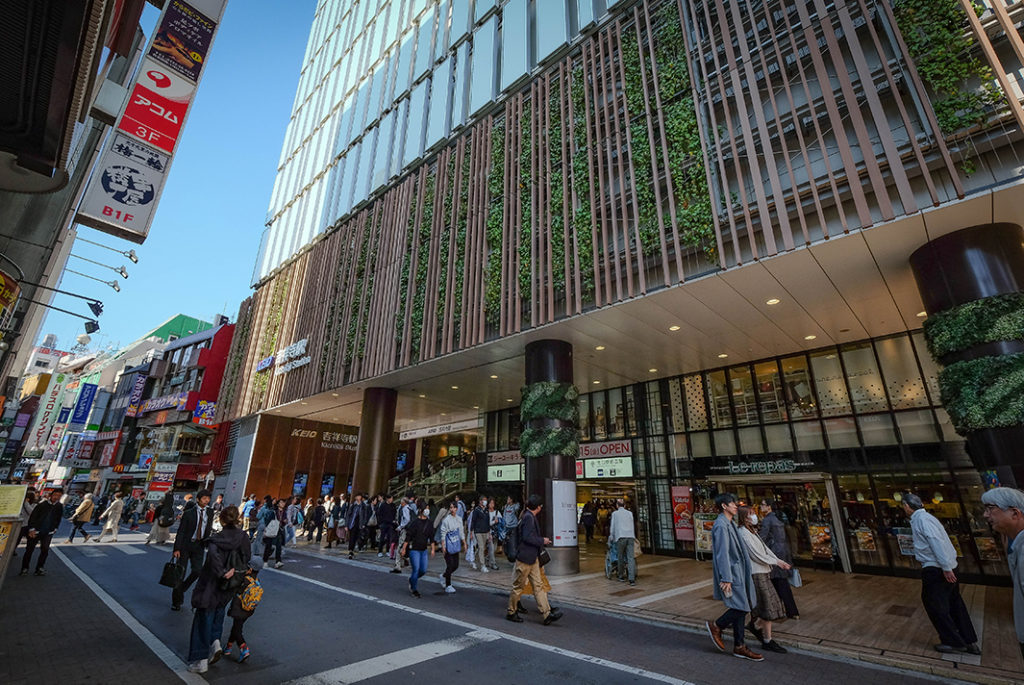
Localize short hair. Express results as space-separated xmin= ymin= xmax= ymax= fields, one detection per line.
xmin=197 ymin=490 xmax=212 ymax=500
xmin=527 ymin=494 xmax=544 ymax=510
xmin=51 ymin=487 xmax=64 ymax=495
xmin=386 ymin=493 xmax=394 ymax=500
xmin=616 ymin=498 xmax=625 ymax=508
xmin=415 ymin=498 xmax=427 ymax=511
xmin=219 ymin=505 xmax=240 ymax=528
xmin=981 ymin=487 xmax=1024 ymax=512
xmin=713 ymin=492 xmax=737 ymax=511
xmin=761 ymin=499 xmax=777 ymax=511
xmin=902 ymin=492 xmax=924 ymax=511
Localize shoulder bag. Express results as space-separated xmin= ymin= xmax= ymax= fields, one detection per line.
xmin=159 ymin=555 xmax=184 ymax=588
xmin=538 ymin=548 xmax=551 ymax=567
xmin=264 ymin=518 xmax=280 ymax=538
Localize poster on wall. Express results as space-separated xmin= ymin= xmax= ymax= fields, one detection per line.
xmin=125 ymin=375 xmax=147 ymax=417
xmin=854 ymin=528 xmax=876 ymax=552
xmin=694 ymin=513 xmax=717 ymax=553
xmin=320 ymin=474 xmax=336 ymax=497
xmin=550 ymin=479 xmax=578 ymax=547
xmin=808 ymin=525 xmax=833 ymax=559
xmin=895 ymin=527 xmax=915 ymax=556
xmin=292 ymin=472 xmax=308 ymax=498
xmin=671 ymin=486 xmax=694 ymax=541
xmin=976 ymin=536 xmax=1002 ymax=561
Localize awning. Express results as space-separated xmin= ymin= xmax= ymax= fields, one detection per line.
xmin=175 ymin=462 xmax=208 ymax=481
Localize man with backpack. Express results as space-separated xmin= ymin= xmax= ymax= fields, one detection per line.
xmin=391 ymin=494 xmax=417 ymax=573
xmin=346 ymin=492 xmax=370 ymax=559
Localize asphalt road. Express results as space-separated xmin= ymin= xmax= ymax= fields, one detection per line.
xmin=30 ymin=526 xmax=962 ymax=685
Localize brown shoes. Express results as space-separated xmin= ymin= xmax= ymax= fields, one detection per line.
xmin=706 ymin=620 xmax=726 ymax=652
xmin=733 ymin=645 xmax=764 ymax=661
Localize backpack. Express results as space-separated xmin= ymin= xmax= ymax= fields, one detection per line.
xmin=444 ymin=527 xmax=462 ymax=554
xmin=264 ymin=518 xmax=280 ymax=538
xmin=238 ymin=576 xmax=263 ymax=613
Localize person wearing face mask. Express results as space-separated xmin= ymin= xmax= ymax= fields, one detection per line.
xmin=401 ymin=499 xmax=434 ymax=597
xmin=758 ymin=499 xmax=799 ymax=620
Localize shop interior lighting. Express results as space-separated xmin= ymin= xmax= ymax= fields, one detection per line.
xmin=765 ymin=298 xmax=781 ymax=305
xmin=668 ymin=325 xmax=681 ymax=331
xmin=804 ymin=335 xmax=817 ymax=341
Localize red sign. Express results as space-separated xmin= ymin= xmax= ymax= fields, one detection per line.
xmin=575 ymin=460 xmax=583 ymax=477
xmin=579 ymin=440 xmax=632 ymax=459
xmin=117 ymin=58 xmax=194 ymax=153
xmin=671 ymin=486 xmax=694 ymax=541
xmin=148 ymin=480 xmax=173 ymax=492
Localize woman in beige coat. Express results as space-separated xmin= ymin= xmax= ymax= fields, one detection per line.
xmin=94 ymin=493 xmax=125 ymax=542
xmin=67 ymin=493 xmax=94 ymax=543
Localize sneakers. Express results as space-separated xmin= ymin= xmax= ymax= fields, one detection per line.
xmin=209 ymin=639 xmax=223 ymax=664
xmin=34 ymin=568 xmax=46 ymax=576
xmin=966 ymin=643 xmax=982 ymax=655
xmin=187 ymin=659 xmax=208 ymax=674
xmin=83 ymin=533 xmax=91 ymax=542
xmin=506 ymin=612 xmax=524 ymax=623
xmin=445 ymin=585 xmax=456 ymax=594
xmin=410 ymin=589 xmax=421 ymax=598
xmin=542 ymin=609 xmax=563 ymax=625
xmin=761 ymin=640 xmax=787 ymax=654
xmin=733 ymin=645 xmax=764 ymax=661
xmin=439 ymin=572 xmax=446 ymax=585
xmin=378 ymin=552 xmax=384 ymax=557
xmin=223 ymin=642 xmax=233 ymax=658
xmin=171 ymin=604 xmax=182 ymax=611
xmin=629 ymin=580 xmax=636 ymax=586
xmin=348 ymin=552 xmax=354 ymax=559
xmin=274 ymin=561 xmax=284 ymax=569
xmin=18 ymin=569 xmax=28 ymax=577
xmin=390 ymin=568 xmax=402 ymax=574
xmin=746 ymin=621 xmax=765 ymax=643
xmin=471 ymin=562 xmax=478 ymax=570
xmin=706 ymin=621 xmax=726 ymax=652
xmin=238 ymin=645 xmax=250 ymax=662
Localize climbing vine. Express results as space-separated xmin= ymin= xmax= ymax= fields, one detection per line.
xmin=485 ymin=119 xmax=505 ymax=325
xmin=253 ymin=276 xmax=289 ymax=396
xmin=519 ymin=101 xmax=533 ymax=301
xmin=548 ymin=84 xmax=566 ymax=295
xmin=570 ymin=66 xmax=595 ymax=301
xmin=892 ymin=0 xmax=1003 ymax=135
xmin=436 ymin=154 xmax=457 ymax=343
xmin=395 ymin=185 xmax=419 ymax=349
xmin=410 ymin=173 xmax=435 ymax=360
xmin=453 ymin=146 xmax=471 ymax=343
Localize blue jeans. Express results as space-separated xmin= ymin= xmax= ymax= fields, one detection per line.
xmin=408 ymin=549 xmax=429 ymax=591
xmin=188 ymin=604 xmax=226 ymax=662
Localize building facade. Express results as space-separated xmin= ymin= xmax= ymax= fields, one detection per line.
xmin=221 ymin=0 xmax=1024 ymax=583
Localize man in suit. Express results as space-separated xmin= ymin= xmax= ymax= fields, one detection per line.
xmin=171 ymin=489 xmax=213 ymax=610
xmin=21 ymin=487 xmax=64 ymax=576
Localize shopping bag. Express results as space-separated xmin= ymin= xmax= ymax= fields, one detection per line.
xmin=789 ymin=567 xmax=803 ymax=588
xmin=159 ymin=558 xmax=183 ymax=588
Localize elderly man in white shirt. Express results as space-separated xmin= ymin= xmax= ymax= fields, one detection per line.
xmin=981 ymin=487 xmax=1024 ymax=660
xmin=609 ymin=499 xmax=637 ymax=586
xmin=903 ymin=492 xmax=979 ymax=654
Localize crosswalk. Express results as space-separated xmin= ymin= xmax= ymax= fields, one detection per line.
xmin=72 ymin=543 xmax=148 ymax=557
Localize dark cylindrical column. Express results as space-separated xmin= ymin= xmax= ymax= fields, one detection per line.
xmin=522 ymin=339 xmax=579 ymax=575
xmin=910 ymin=223 xmax=1024 ymax=487
xmin=351 ymin=388 xmax=398 ymax=496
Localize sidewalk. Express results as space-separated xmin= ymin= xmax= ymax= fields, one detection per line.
xmin=289 ymin=536 xmax=1022 ymax=684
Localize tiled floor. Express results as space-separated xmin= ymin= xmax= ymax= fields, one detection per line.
xmin=296 ymin=536 xmax=1023 ymax=683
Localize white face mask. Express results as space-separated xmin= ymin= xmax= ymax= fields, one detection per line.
xmin=423 ymin=508 xmax=430 ymax=518
xmin=750 ymin=514 xmax=759 ymax=526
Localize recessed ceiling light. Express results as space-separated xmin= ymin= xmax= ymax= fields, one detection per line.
xmin=916 ymin=311 xmax=926 ymax=318
xmin=668 ymin=325 xmax=681 ymax=331
xmin=472 ymin=405 xmax=479 ymax=409
xmin=804 ymin=335 xmax=817 ymax=341
xmin=717 ymin=353 xmax=729 ymax=359
xmin=418 ymin=394 xmax=426 ymax=398
xmin=490 ymin=374 xmax=498 ymax=379
xmin=440 ymin=412 xmax=446 ymax=416
xmin=301 ymin=402 xmax=308 ymax=405
xmin=506 ymin=398 xmax=514 ymax=402
xmin=331 ymin=393 xmax=339 ymax=397
xmin=766 ymin=298 xmax=780 ymax=305
xmin=592 ymin=380 xmax=600 ymax=385
xmin=648 ymin=368 xmax=657 ymax=373
xmin=839 ymin=328 xmax=850 ymax=333
xmin=451 ymin=385 xmax=459 ymax=390
xmin=595 ymin=345 xmax=605 ymax=350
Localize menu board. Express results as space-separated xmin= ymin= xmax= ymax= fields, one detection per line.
xmin=896 ymin=527 xmax=915 ymax=556
xmin=694 ymin=513 xmax=717 ymax=553
xmin=0 ymin=484 xmax=27 ymax=517
xmin=808 ymin=524 xmax=833 ymax=559
xmin=976 ymin=536 xmax=1003 ymax=562
xmin=854 ymin=527 xmax=876 ymax=552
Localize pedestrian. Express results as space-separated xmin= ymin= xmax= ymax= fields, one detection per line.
xmin=285 ymin=496 xmax=302 ymax=546
xmin=225 ymin=557 xmax=264 ymax=663
xmin=20 ymin=487 xmax=64 ymax=576
xmin=67 ymin=492 xmax=95 ymax=543
xmin=503 ymin=496 xmax=521 ymax=562
xmin=377 ymin=493 xmax=396 ymax=557
xmin=438 ymin=501 xmax=465 ymax=593
xmin=258 ymin=497 xmax=285 ymax=568
xmin=758 ymin=499 xmax=799 ymax=619
xmin=391 ymin=495 xmax=416 ymax=573
xmin=736 ymin=505 xmax=791 ymax=653
xmin=240 ymin=494 xmax=256 ymax=539
xmin=487 ymin=498 xmax=501 ymax=560
xmin=303 ymin=497 xmax=315 ymax=540
xmin=365 ymin=494 xmax=380 ymax=550
xmin=468 ymin=496 xmax=493 ymax=572
xmin=505 ymin=494 xmax=562 ymax=625
xmin=186 ymin=505 xmax=251 ymax=674
xmin=580 ymin=500 xmax=597 ymax=544
xmin=346 ymin=492 xmax=370 ymax=559
xmin=91 ymin=492 xmax=108 ymax=525
xmin=94 ymin=492 xmax=125 ymax=542
xmin=171 ymin=490 xmax=214 ymax=611
xmin=400 ymin=498 xmax=434 ymax=597
xmin=609 ymin=499 xmax=637 ymax=586
xmin=453 ymin=493 xmax=466 ymax=523
xmin=146 ymin=491 xmax=175 ymax=545
xmin=597 ymin=500 xmax=610 ymax=541
xmin=14 ymin=487 xmax=38 ymax=554
xmin=705 ymin=492 xmax=762 ymax=661
xmin=903 ymin=492 xmax=979 ymax=654
xmin=211 ymin=494 xmax=225 ymax=532
xmin=981 ymin=487 xmax=1024 ymax=660
xmin=129 ymin=495 xmax=145 ymax=530
xmin=335 ymin=494 xmax=350 ymax=546
xmin=307 ymin=497 xmax=326 ymax=543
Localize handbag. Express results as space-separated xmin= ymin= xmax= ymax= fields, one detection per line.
xmin=538 ymin=548 xmax=551 ymax=567
xmin=159 ymin=557 xmax=184 ymax=588
xmin=789 ymin=566 xmax=803 ymax=588
xmin=264 ymin=518 xmax=280 ymax=538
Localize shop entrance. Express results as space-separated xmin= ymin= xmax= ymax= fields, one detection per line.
xmin=576 ymin=480 xmax=644 ymax=551
xmin=707 ymin=474 xmax=852 ymax=573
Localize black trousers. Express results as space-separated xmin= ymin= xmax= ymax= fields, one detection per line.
xmin=921 ymin=567 xmax=977 ymax=648
xmin=443 ymin=551 xmax=460 ymax=586
xmin=262 ymin=531 xmax=283 ymax=562
xmin=715 ymin=607 xmax=747 ymax=647
xmin=348 ymin=525 xmax=363 ymax=553
xmin=229 ymin=616 xmax=248 ymax=646
xmin=770 ymin=576 xmax=799 ymax=618
xmin=172 ymin=545 xmax=205 ymax=607
xmin=21 ymin=533 xmax=53 ymax=571
xmin=68 ymin=520 xmax=90 ymax=542
xmin=378 ymin=524 xmax=395 ymax=553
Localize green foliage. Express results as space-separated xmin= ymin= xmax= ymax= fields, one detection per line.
xmin=437 ymin=154 xmax=457 ymax=336
xmin=520 ymin=427 xmax=580 ymax=459
xmin=570 ymin=66 xmax=595 ymax=301
xmin=520 ymin=381 xmax=580 ymax=423
xmin=453 ymin=147 xmax=471 ymax=343
xmin=548 ymin=84 xmax=566 ymax=295
xmin=395 ymin=186 xmax=419 ymax=349
xmin=253 ymin=276 xmax=289 ymax=396
xmin=345 ymin=219 xmax=375 ymax=364
xmin=410 ymin=174 xmax=436 ymax=360
xmin=939 ymin=352 xmax=1024 ymax=433
xmin=519 ymin=101 xmax=533 ymax=302
xmin=893 ymin=0 xmax=1003 ymax=134
xmin=924 ymin=292 xmax=1024 ymax=358
xmin=485 ymin=120 xmax=506 ymax=325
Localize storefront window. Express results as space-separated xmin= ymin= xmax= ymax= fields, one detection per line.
xmin=625 ymin=386 xmax=639 ymax=437
xmin=592 ymin=390 xmax=607 ymax=440
xmin=956 ymin=469 xmax=1009 ymax=577
xmin=809 ymin=349 xmax=851 ymax=416
xmin=713 ymin=429 xmax=737 ymax=456
xmin=764 ymin=423 xmax=793 ymax=452
xmin=683 ymin=374 xmax=707 ymax=430
xmin=754 ymin=361 xmax=785 ymax=422
xmin=737 ymin=426 xmax=764 ymax=456
xmin=841 ymin=342 xmax=889 ymax=413
xmin=667 ymin=379 xmax=686 ymax=434
xmin=690 ymin=431 xmax=712 ymax=458
xmin=644 ymin=382 xmax=664 ymax=435
xmin=729 ymin=365 xmax=757 ymax=425
xmin=578 ymin=394 xmax=591 ymax=441
xmin=670 ymin=434 xmax=691 ymax=478
xmin=837 ymin=473 xmax=887 ymax=569
xmin=894 ymin=410 xmax=939 ymax=444
xmin=706 ymin=370 xmax=732 ymax=427
xmin=647 ymin=435 xmax=669 ymax=477
xmin=822 ymin=417 xmax=858 ymax=449
xmin=875 ymin=335 xmax=929 ymax=410
xmin=792 ymin=420 xmax=825 ymax=451
xmin=608 ymin=387 xmax=626 ymax=438
xmin=781 ymin=355 xmax=817 ymax=419
xmin=857 ymin=414 xmax=897 ymax=445
xmin=910 ymin=330 xmax=941 ymax=403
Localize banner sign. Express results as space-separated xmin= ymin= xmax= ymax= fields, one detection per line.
xmin=550 ymin=479 xmax=578 ymax=547
xmin=75 ymin=0 xmax=228 ymax=243
xmin=125 ymin=374 xmax=148 ymax=417
xmin=192 ymin=400 xmax=216 ymax=426
xmin=671 ymin=486 xmax=694 ymax=541
xmin=0 ymin=268 xmax=20 ymax=330
xmin=695 ymin=513 xmax=717 ymax=553
xmin=139 ymin=391 xmax=188 ymax=414
xmin=24 ymin=373 xmax=68 ymax=454
xmin=69 ymin=383 xmax=98 ymax=430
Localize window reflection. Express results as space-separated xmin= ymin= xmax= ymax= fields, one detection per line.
xmin=809 ymin=349 xmax=850 ymax=416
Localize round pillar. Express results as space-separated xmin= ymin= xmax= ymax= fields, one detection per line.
xmin=910 ymin=223 xmax=1024 ymax=486
xmin=351 ymin=387 xmax=397 ymax=496
xmin=522 ymin=339 xmax=579 ymax=575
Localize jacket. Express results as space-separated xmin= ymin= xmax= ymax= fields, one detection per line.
xmin=516 ymin=509 xmax=545 ymax=565
xmin=72 ymin=495 xmax=95 ymax=523
xmin=468 ymin=506 xmax=490 ymax=534
xmin=27 ymin=500 xmax=64 ymax=536
xmin=1009 ymin=534 xmax=1024 ymax=643
xmin=739 ymin=525 xmax=783 ymax=575
xmin=377 ymin=501 xmax=396 ymax=526
xmin=758 ymin=512 xmax=793 ymax=579
xmin=174 ymin=505 xmax=213 ymax=552
xmin=191 ymin=527 xmax=251 ymax=610
xmin=101 ymin=499 xmax=125 ymax=525
xmin=711 ymin=514 xmax=756 ymax=612
xmin=346 ymin=500 xmax=370 ymax=529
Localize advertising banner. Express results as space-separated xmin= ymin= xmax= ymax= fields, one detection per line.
xmin=550 ymin=479 xmax=578 ymax=547
xmin=68 ymin=383 xmax=98 ymax=430
xmin=99 ymin=442 xmax=117 ymax=467
xmin=0 ymin=268 xmax=20 ymax=330
xmin=125 ymin=374 xmax=148 ymax=417
xmin=808 ymin=525 xmax=833 ymax=559
xmin=671 ymin=486 xmax=694 ymax=541
xmin=24 ymin=373 xmax=68 ymax=454
xmin=694 ymin=513 xmax=717 ymax=553
xmin=75 ymin=0 xmax=228 ymax=242
xmin=192 ymin=400 xmax=216 ymax=426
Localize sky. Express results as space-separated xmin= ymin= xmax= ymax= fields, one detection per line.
xmin=40 ymin=0 xmax=318 ymax=353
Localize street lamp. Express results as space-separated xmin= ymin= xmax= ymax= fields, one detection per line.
xmin=21 ymin=297 xmax=100 ymax=334
xmin=66 ymin=268 xmax=121 ymax=292
xmin=75 ymin=236 xmax=139 ymax=264
xmin=16 ymin=280 xmax=103 ymax=318
xmin=70 ymin=253 xmax=128 ymax=279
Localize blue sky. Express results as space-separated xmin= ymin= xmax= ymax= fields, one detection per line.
xmin=41 ymin=0 xmax=317 ymax=352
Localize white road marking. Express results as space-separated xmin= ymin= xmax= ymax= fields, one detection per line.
xmin=548 ymin=558 xmax=685 ymax=585
xmin=620 ymin=580 xmax=714 ymax=608
xmin=115 ymin=545 xmax=147 ymax=555
xmin=78 ymin=546 xmax=108 ymax=558
xmin=52 ymin=547 xmax=204 ymax=684
xmin=285 ymin=630 xmax=498 ymax=684
xmin=269 ymin=567 xmax=694 ymax=685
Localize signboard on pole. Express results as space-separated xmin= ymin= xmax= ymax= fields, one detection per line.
xmin=68 ymin=383 xmax=98 ymax=431
xmin=75 ymin=0 xmax=228 ymax=243
xmin=125 ymin=374 xmax=147 ymax=417
xmin=24 ymin=373 xmax=69 ymax=455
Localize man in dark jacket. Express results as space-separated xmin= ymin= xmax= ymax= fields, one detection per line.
xmin=758 ymin=499 xmax=799 ymax=619
xmin=377 ymin=493 xmax=397 ymax=557
xmin=346 ymin=493 xmax=370 ymax=558
xmin=505 ymin=494 xmax=562 ymax=625
xmin=468 ymin=497 xmax=492 ymax=572
xmin=21 ymin=487 xmax=64 ymax=576
xmin=172 ymin=490 xmax=213 ymax=610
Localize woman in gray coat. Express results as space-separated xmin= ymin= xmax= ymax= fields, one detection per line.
xmin=705 ymin=493 xmax=762 ymax=661
xmin=759 ymin=499 xmax=799 ymax=619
